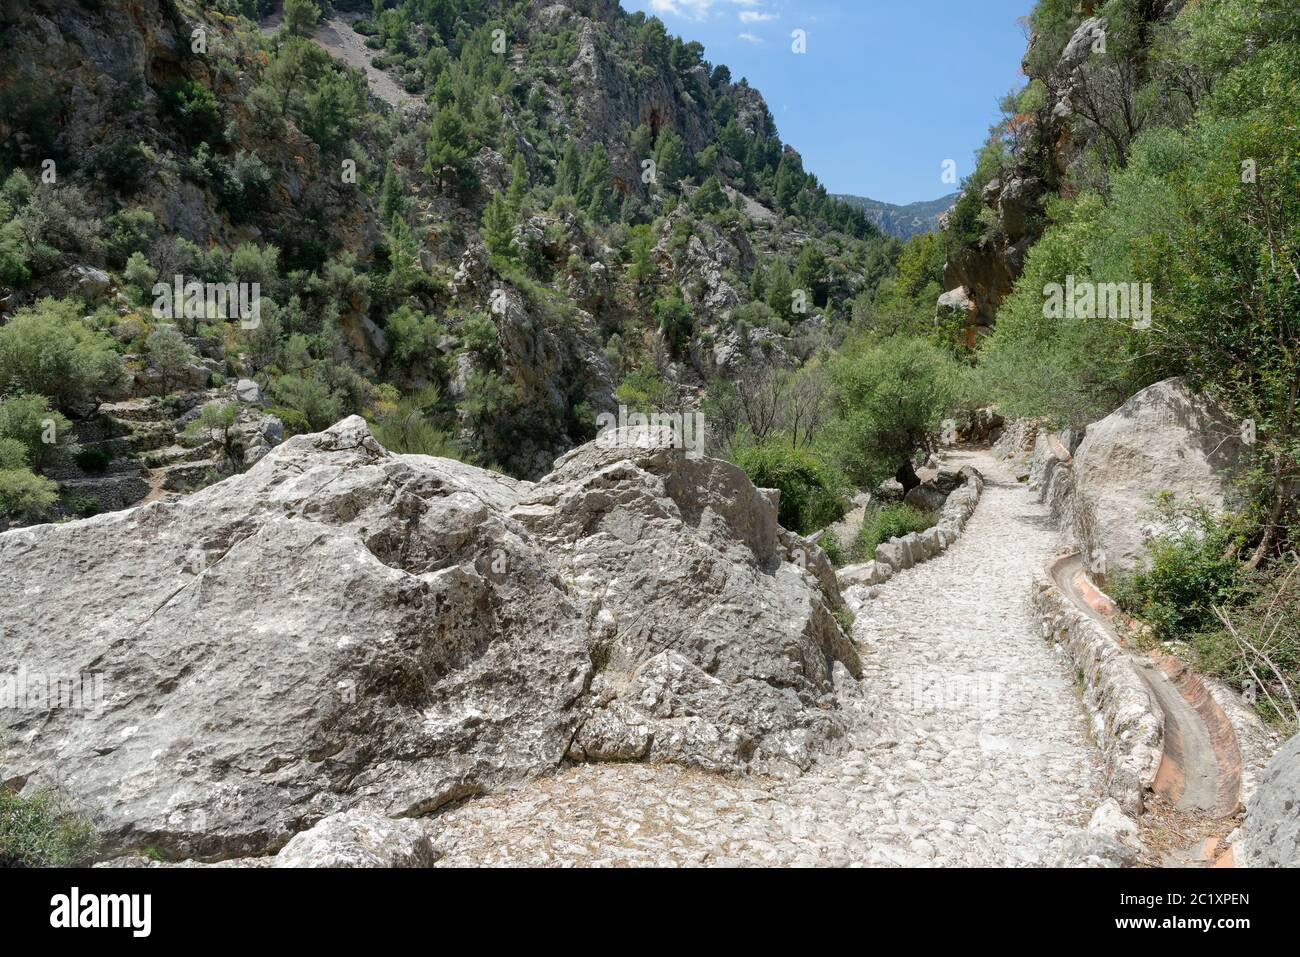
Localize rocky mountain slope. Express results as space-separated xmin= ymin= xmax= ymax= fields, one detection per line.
xmin=0 ymin=0 xmax=893 ymax=512
xmin=831 ymin=192 xmax=958 ymax=240
xmin=936 ymin=7 xmax=1175 ymax=330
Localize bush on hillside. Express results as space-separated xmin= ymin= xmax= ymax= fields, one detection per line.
xmin=733 ymin=439 xmax=846 ymax=535
xmin=0 ymin=467 xmax=58 ymax=523
xmin=0 ymin=393 xmax=77 ymax=472
xmin=854 ymin=503 xmax=935 ymax=560
xmin=0 ymin=299 xmax=122 ymax=412
xmin=0 ymin=790 xmax=96 ymax=867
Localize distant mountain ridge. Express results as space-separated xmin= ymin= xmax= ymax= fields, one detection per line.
xmin=830 ymin=192 xmax=960 ymax=239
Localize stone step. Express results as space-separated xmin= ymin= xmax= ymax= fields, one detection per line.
xmin=98 ymin=398 xmax=173 ymax=423
xmin=144 ymin=442 xmax=219 ymax=468
xmin=43 ymin=454 xmax=149 ymax=481
xmin=160 ymin=458 xmax=227 ymax=492
xmin=79 ymin=424 xmax=176 ymax=459
xmin=56 ymin=471 xmax=151 ymax=515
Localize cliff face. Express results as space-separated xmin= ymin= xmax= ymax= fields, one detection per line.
xmin=0 ymin=0 xmax=371 ymax=253
xmin=936 ymin=3 xmax=1182 ymax=331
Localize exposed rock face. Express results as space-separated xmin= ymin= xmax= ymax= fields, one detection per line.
xmin=1071 ymin=378 xmax=1245 ymax=578
xmin=936 ymin=7 xmax=1176 ymax=331
xmin=1243 ymin=732 xmax=1300 ymax=868
xmin=0 ymin=418 xmax=859 ymax=861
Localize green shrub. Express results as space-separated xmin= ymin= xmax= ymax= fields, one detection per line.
xmin=371 ymin=392 xmax=461 ymax=458
xmin=0 ymin=789 xmax=96 ymax=867
xmin=0 ymin=467 xmax=58 ymax=522
xmin=73 ymin=447 xmax=112 ymax=475
xmin=270 ymin=375 xmax=344 ymax=432
xmin=0 ymin=299 xmax=122 ymax=412
xmin=818 ymin=529 xmax=846 ymax=568
xmin=66 ymin=492 xmax=100 ymax=519
xmin=122 ymin=251 xmax=158 ymax=296
xmin=1110 ymin=505 xmax=1246 ymax=644
xmin=0 ymin=393 xmax=76 ymax=471
xmin=145 ymin=326 xmax=198 ymax=394
xmin=733 ymin=440 xmax=846 ymax=535
xmin=614 ymin=364 xmax=671 ymax=410
xmin=102 ymin=208 xmax=158 ymax=269
xmin=0 ymin=219 xmax=30 ymax=287
xmin=0 ymin=437 xmax=26 ymax=471
xmin=458 ymin=312 xmax=501 ymax=367
xmin=854 ymin=503 xmax=935 ymax=560
xmin=267 ymin=404 xmax=311 ymax=437
xmin=386 ymin=304 xmax=447 ymax=368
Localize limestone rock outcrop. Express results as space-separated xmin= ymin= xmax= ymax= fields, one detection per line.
xmin=1071 ymin=378 xmax=1245 ymax=579
xmin=1242 ymin=732 xmax=1300 ymax=868
xmin=0 ymin=418 xmax=859 ymax=861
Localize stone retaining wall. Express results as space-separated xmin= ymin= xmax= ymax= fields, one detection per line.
xmin=837 ymin=467 xmax=984 ymax=591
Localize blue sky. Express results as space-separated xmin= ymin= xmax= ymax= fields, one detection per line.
xmin=619 ymin=0 xmax=1034 ymax=205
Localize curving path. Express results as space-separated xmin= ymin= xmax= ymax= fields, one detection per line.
xmin=432 ymin=451 xmax=1105 ymax=866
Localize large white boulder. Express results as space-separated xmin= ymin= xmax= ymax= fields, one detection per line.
xmin=1243 ymin=733 xmax=1300 ymax=867
xmin=0 ymin=418 xmax=860 ymax=862
xmin=1071 ymin=378 xmax=1245 ymax=578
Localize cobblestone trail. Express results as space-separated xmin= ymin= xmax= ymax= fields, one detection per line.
xmin=433 ymin=451 xmax=1105 ymax=866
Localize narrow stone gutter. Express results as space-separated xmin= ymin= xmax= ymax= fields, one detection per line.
xmin=1031 ymin=552 xmax=1162 ymax=814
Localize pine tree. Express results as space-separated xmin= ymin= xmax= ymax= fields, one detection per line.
xmin=506 ymin=153 xmax=528 ymax=212
xmin=774 ymin=155 xmax=800 ymax=210
xmin=748 ymin=262 xmax=765 ymax=302
xmin=653 ymin=130 xmax=687 ymax=187
xmin=629 ymin=123 xmax=655 ymax=168
xmin=555 ymin=141 xmax=580 ymax=197
xmin=628 ymin=229 xmax=656 ymax=293
xmin=794 ymin=243 xmax=829 ymax=308
xmin=578 ymin=144 xmax=614 ymax=222
xmin=431 ymin=70 xmax=454 ymax=109
xmin=765 ymin=260 xmax=795 ymax=316
xmin=690 ymin=175 xmax=727 ymax=215
xmin=378 ymin=165 xmax=406 ymax=224
xmin=426 ymin=108 xmax=474 ymax=197
xmin=481 ymin=191 xmax=517 ymax=262
xmin=283 ymin=0 xmax=321 ymax=38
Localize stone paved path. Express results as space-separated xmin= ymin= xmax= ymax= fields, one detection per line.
xmin=432 ymin=451 xmax=1105 ymax=866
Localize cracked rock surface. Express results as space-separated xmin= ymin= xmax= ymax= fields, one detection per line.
xmin=0 ymin=418 xmax=857 ymax=861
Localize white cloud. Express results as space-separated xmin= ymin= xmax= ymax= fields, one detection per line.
xmin=738 ymin=31 xmax=763 ymax=43
xmin=650 ymin=0 xmax=771 ymax=21
xmin=649 ymin=0 xmax=715 ymax=20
